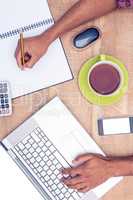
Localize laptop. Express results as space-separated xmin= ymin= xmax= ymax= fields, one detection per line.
xmin=1 ymin=97 xmax=122 ymax=200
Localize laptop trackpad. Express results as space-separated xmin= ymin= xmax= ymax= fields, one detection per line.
xmin=57 ymin=131 xmax=87 ymax=166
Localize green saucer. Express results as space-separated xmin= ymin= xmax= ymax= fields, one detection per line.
xmin=78 ymin=54 xmax=128 ymax=106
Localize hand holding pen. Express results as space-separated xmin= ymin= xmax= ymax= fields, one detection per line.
xmin=15 ymin=31 xmax=51 ymax=70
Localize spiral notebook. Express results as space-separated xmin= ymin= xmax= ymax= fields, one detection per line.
xmin=0 ymin=0 xmax=73 ymax=98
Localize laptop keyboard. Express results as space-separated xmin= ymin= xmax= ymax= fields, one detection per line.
xmin=14 ymin=127 xmax=81 ymax=200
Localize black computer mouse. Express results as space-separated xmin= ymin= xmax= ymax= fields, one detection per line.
xmin=73 ymin=27 xmax=100 ymax=49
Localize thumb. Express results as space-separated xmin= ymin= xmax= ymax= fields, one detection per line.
xmin=73 ymin=154 xmax=94 ymax=165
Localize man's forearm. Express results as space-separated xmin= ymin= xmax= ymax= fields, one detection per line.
xmin=43 ymin=0 xmax=117 ymax=43
xmin=110 ymin=157 xmax=133 ymax=177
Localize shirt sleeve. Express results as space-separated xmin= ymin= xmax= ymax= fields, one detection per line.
xmin=117 ymin=0 xmax=133 ymax=8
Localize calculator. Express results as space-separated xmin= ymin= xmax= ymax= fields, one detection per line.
xmin=0 ymin=81 xmax=12 ymax=116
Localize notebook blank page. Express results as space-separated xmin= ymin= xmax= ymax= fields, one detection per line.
xmin=0 ymin=0 xmax=52 ymax=34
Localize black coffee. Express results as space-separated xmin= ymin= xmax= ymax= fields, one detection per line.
xmin=89 ymin=63 xmax=121 ymax=95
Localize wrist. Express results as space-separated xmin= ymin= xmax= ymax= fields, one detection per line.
xmin=108 ymin=159 xmax=133 ymax=177
xmin=39 ymin=29 xmax=53 ymax=44
xmin=40 ymin=24 xmax=60 ymax=44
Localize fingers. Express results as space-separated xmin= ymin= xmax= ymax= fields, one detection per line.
xmin=15 ymin=40 xmax=34 ymax=69
xmin=62 ymin=166 xmax=83 ymax=176
xmin=62 ymin=176 xmax=90 ymax=192
xmin=23 ymin=56 xmax=34 ymax=69
xmin=73 ymin=154 xmax=94 ymax=165
xmin=67 ymin=183 xmax=87 ymax=191
xmin=78 ymin=186 xmax=90 ymax=193
xmin=62 ymin=176 xmax=83 ymax=186
xmin=24 ymin=53 xmax=32 ymax=63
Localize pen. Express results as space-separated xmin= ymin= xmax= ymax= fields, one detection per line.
xmin=20 ymin=32 xmax=25 ymax=66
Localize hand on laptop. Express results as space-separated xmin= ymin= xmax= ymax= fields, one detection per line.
xmin=15 ymin=32 xmax=52 ymax=69
xmin=62 ymin=154 xmax=116 ymax=192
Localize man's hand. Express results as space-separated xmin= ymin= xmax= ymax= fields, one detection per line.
xmin=15 ymin=32 xmax=52 ymax=69
xmin=62 ymin=154 xmax=115 ymax=193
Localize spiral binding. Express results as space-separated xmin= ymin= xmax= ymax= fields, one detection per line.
xmin=0 ymin=18 xmax=53 ymax=40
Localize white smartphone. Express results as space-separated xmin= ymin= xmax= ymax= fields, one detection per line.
xmin=98 ymin=117 xmax=133 ymax=136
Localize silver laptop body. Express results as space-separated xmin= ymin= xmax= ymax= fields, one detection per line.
xmin=1 ymin=98 xmax=100 ymax=200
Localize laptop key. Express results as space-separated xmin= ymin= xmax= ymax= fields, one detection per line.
xmin=45 ymin=175 xmax=50 ymax=181
xmin=43 ymin=156 xmax=48 ymax=162
xmin=31 ymin=132 xmax=40 ymax=142
xmin=30 ymin=157 xmax=35 ymax=163
xmin=58 ymin=183 xmax=64 ymax=189
xmin=34 ymin=162 xmax=39 ymax=168
xmin=33 ymin=152 xmax=38 ymax=158
xmin=39 ymin=141 xmax=44 ymax=147
xmin=29 ymin=147 xmax=34 ymax=154
xmin=41 ymin=171 xmax=46 ymax=177
xmin=51 ymin=171 xmax=56 ymax=178
xmin=54 ymin=151 xmax=68 ymax=167
xmin=32 ymin=143 xmax=38 ymax=149
xmin=40 ymin=160 xmax=45 ymax=167
xmin=48 ymin=180 xmax=53 ymax=186
xmin=65 ymin=192 xmax=71 ymax=198
xmin=72 ymin=192 xmax=81 ymax=199
xmin=25 ymin=143 xmax=31 ymax=149
xmin=51 ymin=184 xmax=57 ymax=190
xmin=37 ymin=166 xmax=42 ymax=172
xmin=69 ymin=197 xmax=75 ymax=200
xmin=18 ymin=143 xmax=25 ymax=150
xmin=47 ymin=170 xmax=52 ymax=176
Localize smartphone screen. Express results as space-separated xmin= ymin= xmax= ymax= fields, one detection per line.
xmin=98 ymin=117 xmax=133 ymax=135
